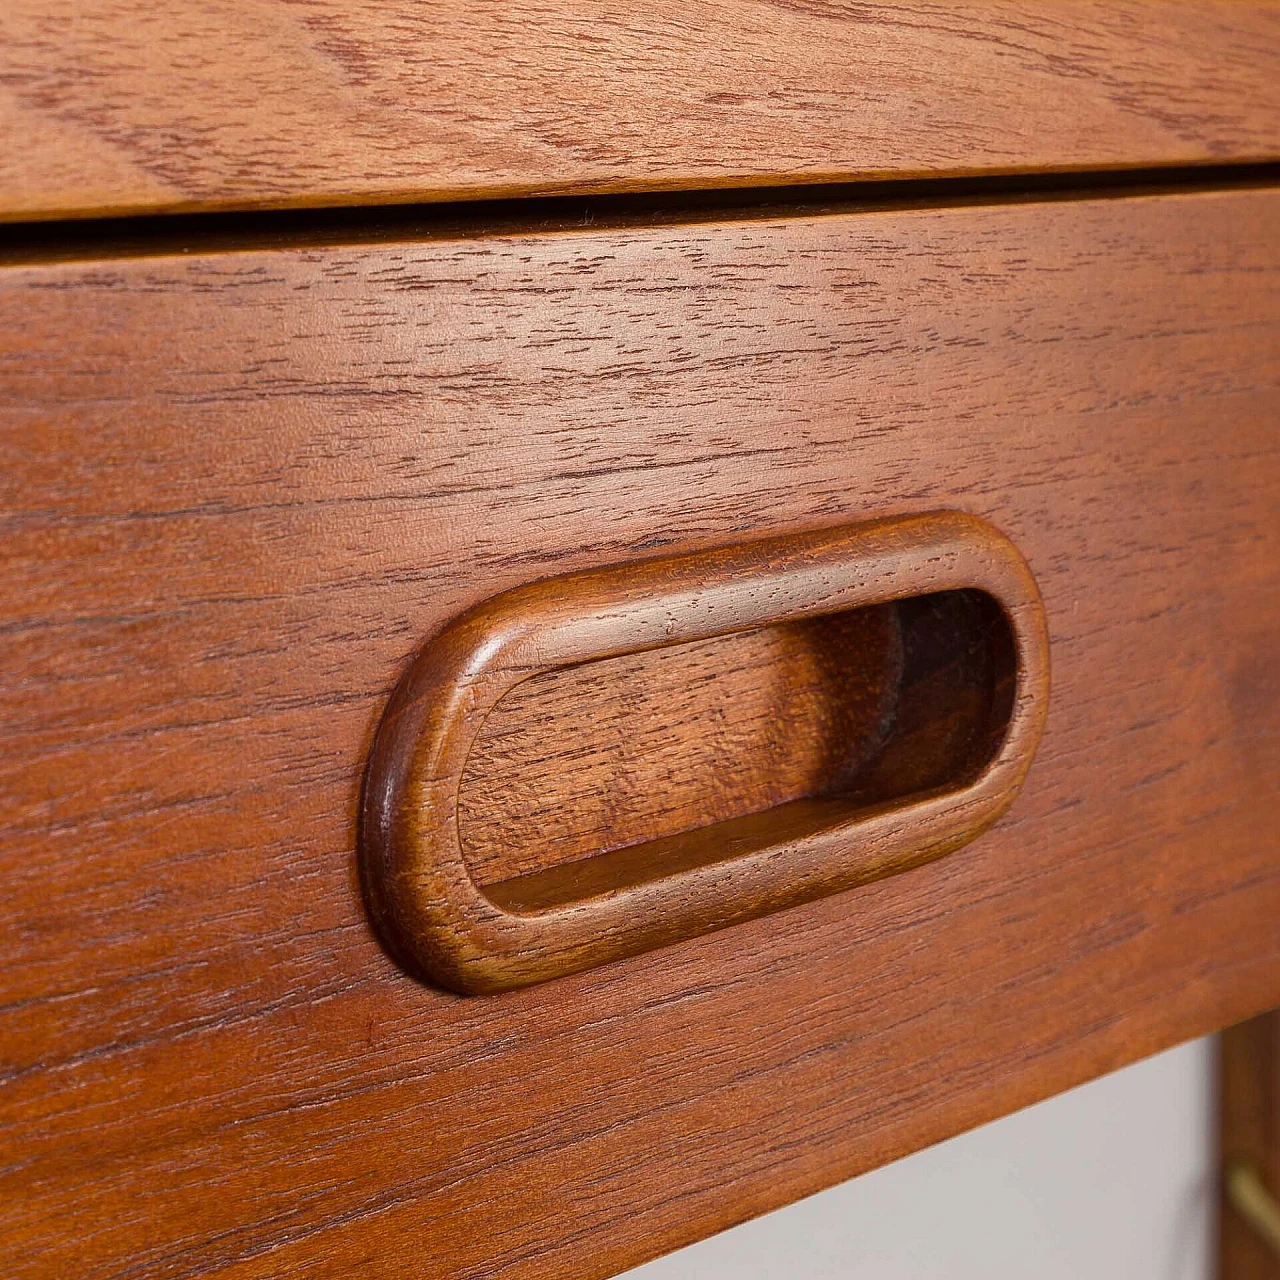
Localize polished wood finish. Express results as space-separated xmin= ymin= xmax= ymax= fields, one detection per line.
xmin=1222 ymin=1012 xmax=1280 ymax=1279
xmin=365 ymin=514 xmax=1047 ymax=993
xmin=1 ymin=188 xmax=1278 ymax=1277
xmin=458 ymin=606 xmax=905 ymax=885
xmin=1 ymin=1 xmax=1279 ymax=222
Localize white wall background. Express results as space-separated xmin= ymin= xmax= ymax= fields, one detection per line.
xmin=624 ymin=1037 xmax=1214 ymax=1280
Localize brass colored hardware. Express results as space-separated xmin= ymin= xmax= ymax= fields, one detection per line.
xmin=1226 ymin=1162 xmax=1280 ymax=1259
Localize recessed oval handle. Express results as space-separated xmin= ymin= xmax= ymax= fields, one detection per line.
xmin=361 ymin=512 xmax=1049 ymax=994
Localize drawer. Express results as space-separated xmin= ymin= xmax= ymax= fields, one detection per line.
xmin=2 ymin=186 xmax=1278 ymax=1278
xmin=1 ymin=3 xmax=1278 ymax=221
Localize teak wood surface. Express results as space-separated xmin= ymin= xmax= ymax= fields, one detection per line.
xmin=1 ymin=1 xmax=1279 ymax=222
xmin=1 ymin=187 xmax=1278 ymax=1277
xmin=364 ymin=513 xmax=1048 ymax=993
xmin=458 ymin=607 xmax=907 ymax=885
xmin=460 ymin=578 xmax=1009 ymax=886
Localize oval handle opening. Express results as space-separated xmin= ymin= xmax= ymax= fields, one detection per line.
xmin=466 ymin=588 xmax=1014 ymax=914
xmin=361 ymin=513 xmax=1048 ymax=994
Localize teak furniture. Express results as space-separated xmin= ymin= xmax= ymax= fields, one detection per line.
xmin=2 ymin=5 xmax=1278 ymax=1277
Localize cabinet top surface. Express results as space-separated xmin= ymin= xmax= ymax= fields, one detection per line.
xmin=1 ymin=0 xmax=1279 ymax=223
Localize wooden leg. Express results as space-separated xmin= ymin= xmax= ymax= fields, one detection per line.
xmin=1221 ymin=1011 xmax=1280 ymax=1279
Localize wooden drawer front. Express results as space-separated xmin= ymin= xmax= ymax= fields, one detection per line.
xmin=1 ymin=2 xmax=1278 ymax=221
xmin=2 ymin=188 xmax=1278 ymax=1278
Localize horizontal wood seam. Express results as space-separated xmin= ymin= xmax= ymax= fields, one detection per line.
xmin=3 ymin=162 xmax=1280 ymax=268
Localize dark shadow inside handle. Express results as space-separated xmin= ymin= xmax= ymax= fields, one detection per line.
xmin=464 ymin=589 xmax=1017 ymax=914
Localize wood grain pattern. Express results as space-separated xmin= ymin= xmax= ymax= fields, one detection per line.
xmin=1 ymin=187 xmax=1278 ymax=1276
xmin=458 ymin=607 xmax=905 ymax=884
xmin=364 ymin=515 xmax=1045 ymax=993
xmin=1222 ymin=1011 xmax=1280 ymax=1279
xmin=1 ymin=0 xmax=1279 ymax=222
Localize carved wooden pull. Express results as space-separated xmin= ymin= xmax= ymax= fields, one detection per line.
xmin=361 ymin=512 xmax=1050 ymax=994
